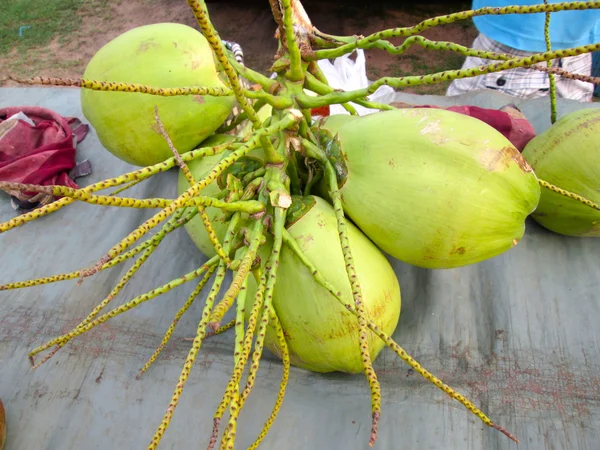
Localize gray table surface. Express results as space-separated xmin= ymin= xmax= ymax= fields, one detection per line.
xmin=1 ymin=87 xmax=599 ymax=450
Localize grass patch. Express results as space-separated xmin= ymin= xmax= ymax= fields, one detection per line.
xmin=0 ymin=0 xmax=108 ymax=55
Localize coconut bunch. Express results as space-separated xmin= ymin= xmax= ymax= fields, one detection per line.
xmin=2 ymin=0 xmax=600 ymax=449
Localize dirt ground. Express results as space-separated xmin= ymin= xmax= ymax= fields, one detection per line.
xmin=0 ymin=0 xmax=477 ymax=95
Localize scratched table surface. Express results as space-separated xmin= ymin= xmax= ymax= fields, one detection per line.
xmin=1 ymin=87 xmax=599 ymax=450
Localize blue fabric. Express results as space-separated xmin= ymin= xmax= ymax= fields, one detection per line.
xmin=472 ymin=0 xmax=600 ymax=52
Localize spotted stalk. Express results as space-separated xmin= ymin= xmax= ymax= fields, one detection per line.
xmin=301 ymin=138 xmax=380 ymax=446
xmin=544 ymin=0 xmax=557 ymax=124
xmin=31 ymin=243 xmax=161 ymax=369
xmin=28 ymin=256 xmax=219 ymax=365
xmin=367 ymin=35 xmax=600 ymax=89
xmin=309 ymin=1 xmax=600 ymax=59
xmin=137 ymin=264 xmax=218 ymax=379
xmin=0 ymin=143 xmax=231 ymax=234
xmin=281 ymin=228 xmax=518 ymax=443
xmin=219 ymin=276 xmax=249 ymax=450
xmin=538 ymin=179 xmax=600 ymax=210
xmin=81 ymin=114 xmax=298 ymax=277
xmin=185 ymin=0 xmax=281 ymax=164
xmin=0 ymin=181 xmax=263 ymax=214
xmin=0 ymin=207 xmax=197 ymax=291
xmin=209 ymin=219 xmax=265 ymax=330
xmin=147 ymin=263 xmax=228 ymax=449
xmin=237 ymin=207 xmax=285 ymax=415
xmin=207 ymin=271 xmax=267 ymax=450
xmin=8 ymin=75 xmax=233 ymax=97
xmin=246 ymin=307 xmax=290 ymax=450
xmin=147 ymin=212 xmax=241 ymax=449
xmin=299 ymin=42 xmax=600 ymax=108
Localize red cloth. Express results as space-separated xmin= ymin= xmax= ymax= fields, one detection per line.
xmin=0 ymin=106 xmax=89 ymax=207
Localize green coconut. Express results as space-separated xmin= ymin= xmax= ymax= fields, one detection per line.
xmin=314 ymin=113 xmax=359 ymax=136
xmin=178 ymin=135 xmax=265 ymax=257
xmin=521 ymin=108 xmax=600 ymax=237
xmin=81 ymin=23 xmax=236 ymax=167
xmin=246 ymin=196 xmax=401 ymax=374
xmin=315 ymin=108 xmax=541 ymax=269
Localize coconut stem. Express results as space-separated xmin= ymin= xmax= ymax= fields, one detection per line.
xmin=538 ymin=179 xmax=600 ymax=210
xmin=246 ymin=307 xmax=290 ymax=450
xmin=79 ymin=115 xmax=295 ymax=281
xmin=148 ymin=252 xmax=231 ymax=449
xmin=280 ymin=0 xmax=304 ymax=82
xmin=7 ymin=75 xmax=234 ymax=97
xmin=136 ymin=264 xmax=219 ymax=379
xmin=185 ymin=0 xmax=281 ymax=164
xmin=543 ymin=0 xmax=558 ymax=124
xmin=207 ymin=272 xmax=267 ymax=450
xmin=209 ymin=220 xmax=265 ymax=330
xmin=0 ymin=142 xmax=231 ymax=234
xmin=219 ymin=276 xmax=249 ymax=449
xmin=280 ymin=229 xmax=519 ymax=444
xmin=299 ymin=41 xmax=600 ymax=109
xmin=30 ymin=244 xmax=159 ymax=368
xmin=0 ymin=181 xmax=264 ymax=214
xmin=300 ymin=139 xmax=381 ymax=447
xmin=28 ymin=255 xmax=220 ymax=367
xmin=303 ymin=72 xmax=395 ymax=112
xmin=232 ymin=208 xmax=286 ymax=431
xmin=1 ymin=208 xmax=197 ymax=291
xmin=309 ymin=1 xmax=600 ymax=59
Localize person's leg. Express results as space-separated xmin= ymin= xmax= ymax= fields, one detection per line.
xmin=446 ymin=33 xmax=491 ymax=96
xmin=446 ymin=34 xmax=551 ymax=100
xmin=555 ymin=53 xmax=594 ymax=102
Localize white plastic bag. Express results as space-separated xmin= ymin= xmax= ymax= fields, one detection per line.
xmin=315 ymin=49 xmax=396 ymax=115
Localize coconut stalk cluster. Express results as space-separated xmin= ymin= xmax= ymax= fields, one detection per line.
xmin=2 ymin=0 xmax=600 ymax=449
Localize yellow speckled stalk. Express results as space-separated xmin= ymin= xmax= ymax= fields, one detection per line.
xmin=1 ymin=208 xmax=197 ymax=291
xmin=219 ymin=277 xmax=248 ymax=450
xmin=246 ymin=307 xmax=290 ymax=450
xmin=137 ymin=264 xmax=218 ymax=378
xmin=197 ymin=204 xmax=232 ymax=264
xmin=238 ymin=208 xmax=285 ymax=416
xmin=281 ymin=229 xmax=518 ymax=443
xmin=8 ymin=75 xmax=234 ymax=96
xmin=0 ymin=181 xmax=263 ymax=213
xmin=302 ymin=139 xmax=381 ymax=446
xmin=0 ymin=144 xmax=231 ymax=234
xmin=543 ymin=0 xmax=557 ymax=124
xmin=147 ymin=215 xmax=240 ymax=449
xmin=209 ymin=220 xmax=265 ymax=329
xmin=207 ymin=273 xmax=267 ymax=450
xmin=148 ymin=259 xmax=228 ymax=449
xmin=29 ymin=256 xmax=219 ymax=364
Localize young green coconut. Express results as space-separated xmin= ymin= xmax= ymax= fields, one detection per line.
xmin=243 ymin=195 xmax=401 ymax=373
xmin=81 ymin=22 xmax=236 ymax=166
xmin=521 ymin=108 xmax=600 ymax=237
xmin=3 ymin=0 xmax=600 ymax=449
xmin=315 ymin=108 xmax=542 ymax=269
